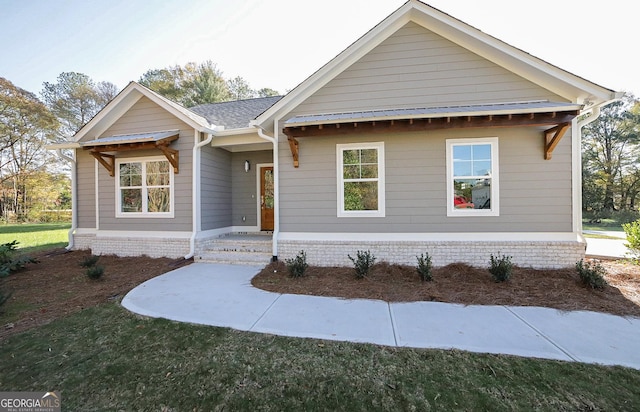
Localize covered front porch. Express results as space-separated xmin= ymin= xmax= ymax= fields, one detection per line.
xmin=195 ymin=232 xmax=273 ymax=265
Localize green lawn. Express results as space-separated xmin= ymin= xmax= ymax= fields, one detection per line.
xmin=1 ymin=303 xmax=639 ymax=411
xmin=0 ymin=223 xmax=71 ymax=254
xmin=582 ymin=218 xmax=625 ymax=232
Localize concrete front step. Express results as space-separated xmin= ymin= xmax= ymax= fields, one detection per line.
xmin=203 ymin=240 xmax=272 ymax=254
xmin=195 ymin=251 xmax=272 ymax=266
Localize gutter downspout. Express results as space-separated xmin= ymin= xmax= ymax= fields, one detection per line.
xmin=256 ymin=126 xmax=278 ymax=261
xmin=185 ymin=131 xmax=214 ymax=259
xmin=56 ymin=149 xmax=76 ymax=250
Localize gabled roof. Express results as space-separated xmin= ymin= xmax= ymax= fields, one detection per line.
xmin=190 ymin=96 xmax=283 ymax=129
xmin=72 ymin=82 xmax=217 ymax=142
xmin=254 ymin=0 xmax=618 ymax=132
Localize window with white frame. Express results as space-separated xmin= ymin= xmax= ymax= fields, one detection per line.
xmin=337 ymin=142 xmax=385 ymax=217
xmin=446 ymin=137 xmax=499 ymax=217
xmin=116 ymin=157 xmax=173 ymax=217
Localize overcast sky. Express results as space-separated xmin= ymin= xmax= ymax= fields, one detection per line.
xmin=1 ymin=0 xmax=638 ymax=98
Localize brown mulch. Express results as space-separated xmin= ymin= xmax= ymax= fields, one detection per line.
xmin=252 ymin=260 xmax=640 ymax=318
xmin=0 ymin=249 xmax=191 ymax=340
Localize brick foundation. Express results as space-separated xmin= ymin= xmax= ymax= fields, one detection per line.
xmin=278 ymin=239 xmax=586 ymax=269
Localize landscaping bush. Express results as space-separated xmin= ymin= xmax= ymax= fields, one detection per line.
xmin=613 ymin=209 xmax=640 ymax=225
xmin=488 ymin=253 xmax=513 ymax=282
xmin=623 ymin=219 xmax=640 ymax=261
xmin=0 ymin=240 xmax=37 ymax=277
xmin=80 ymin=255 xmax=100 ymax=268
xmin=86 ymin=265 xmax=105 ymax=280
xmin=575 ymin=259 xmax=607 ymax=289
xmin=285 ymin=250 xmax=308 ymax=278
xmin=416 ymin=253 xmax=433 ymax=281
xmin=348 ymin=250 xmax=376 ymax=279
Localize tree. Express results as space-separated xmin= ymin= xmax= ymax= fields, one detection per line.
xmin=0 ymin=78 xmax=59 ymax=221
xmin=582 ymin=94 xmax=640 ymax=213
xmin=257 ymin=87 xmax=280 ymax=98
xmin=41 ymin=72 xmax=118 ymax=139
xmin=183 ymin=61 xmax=230 ymax=106
xmin=138 ymin=66 xmax=186 ymax=103
xmin=227 ymin=76 xmax=255 ymax=100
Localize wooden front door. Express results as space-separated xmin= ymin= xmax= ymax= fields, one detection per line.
xmin=260 ymin=166 xmax=274 ymax=231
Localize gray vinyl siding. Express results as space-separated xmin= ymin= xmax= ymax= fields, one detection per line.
xmin=231 ymin=151 xmax=273 ymax=227
xmin=278 ymin=127 xmax=573 ymax=233
xmin=200 ymin=146 xmax=232 ymax=230
xmin=76 ymin=150 xmax=96 ymax=228
xmin=93 ymin=97 xmax=193 ymax=232
xmin=288 ymin=22 xmax=566 ymax=118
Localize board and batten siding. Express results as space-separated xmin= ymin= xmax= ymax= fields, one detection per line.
xmin=287 ymin=21 xmax=567 ymax=118
xmin=231 ymin=151 xmax=273 ymax=227
xmin=76 ymin=150 xmax=96 ymax=228
xmin=278 ymin=126 xmax=573 ymax=233
xmin=200 ymin=146 xmax=232 ymax=231
xmin=90 ymin=96 xmax=194 ymax=232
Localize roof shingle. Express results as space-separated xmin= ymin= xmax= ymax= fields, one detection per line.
xmin=190 ymin=96 xmax=283 ymax=129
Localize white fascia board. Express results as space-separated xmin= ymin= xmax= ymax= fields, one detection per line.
xmin=45 ymin=142 xmax=81 ymax=150
xmin=278 ymin=232 xmax=584 ymax=243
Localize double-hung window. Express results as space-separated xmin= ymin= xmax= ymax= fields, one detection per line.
xmin=446 ymin=137 xmax=499 ymax=217
xmin=337 ymin=142 xmax=385 ymax=217
xmin=116 ymin=157 xmax=174 ymax=218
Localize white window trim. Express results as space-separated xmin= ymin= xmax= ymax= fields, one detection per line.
xmin=115 ymin=156 xmax=175 ymax=218
xmin=336 ymin=142 xmax=385 ymax=218
xmin=446 ymin=137 xmax=499 ymax=217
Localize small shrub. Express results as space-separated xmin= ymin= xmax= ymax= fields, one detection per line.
xmin=285 ymin=250 xmax=308 ymax=278
xmin=0 ymin=240 xmax=37 ymax=277
xmin=623 ymin=219 xmax=640 ymax=262
xmin=86 ymin=265 xmax=104 ymax=280
xmin=348 ymin=250 xmax=376 ymax=279
xmin=80 ymin=255 xmax=100 ymax=268
xmin=575 ymin=259 xmax=607 ymax=289
xmin=416 ymin=253 xmax=433 ymax=282
xmin=0 ymin=288 xmax=11 ymax=309
xmin=488 ymin=253 xmax=513 ymax=282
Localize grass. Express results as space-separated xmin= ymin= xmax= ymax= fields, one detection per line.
xmin=583 ymin=218 xmax=625 ymax=232
xmin=0 ymin=223 xmax=71 ymax=254
xmin=1 ymin=303 xmax=639 ymax=411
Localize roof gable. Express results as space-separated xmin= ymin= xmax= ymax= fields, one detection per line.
xmin=73 ymin=82 xmax=216 ymax=142
xmin=255 ymin=0 xmax=617 ymax=131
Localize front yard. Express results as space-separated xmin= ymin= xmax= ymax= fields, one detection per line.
xmin=1 ymin=233 xmax=639 ymax=409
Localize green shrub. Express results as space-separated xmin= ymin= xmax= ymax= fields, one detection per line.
xmin=86 ymin=265 xmax=104 ymax=280
xmin=623 ymin=220 xmax=640 ymax=261
xmin=80 ymin=255 xmax=100 ymax=268
xmin=575 ymin=259 xmax=607 ymax=289
xmin=285 ymin=250 xmax=308 ymax=278
xmin=613 ymin=209 xmax=640 ymax=225
xmin=0 ymin=288 xmax=11 ymax=309
xmin=0 ymin=240 xmax=37 ymax=277
xmin=416 ymin=253 xmax=433 ymax=282
xmin=348 ymin=250 xmax=376 ymax=279
xmin=488 ymin=253 xmax=513 ymax=282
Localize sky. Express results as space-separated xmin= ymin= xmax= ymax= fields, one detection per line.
xmin=1 ymin=0 xmax=638 ymax=98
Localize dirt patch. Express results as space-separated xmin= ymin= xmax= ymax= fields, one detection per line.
xmin=252 ymin=260 xmax=640 ymax=318
xmin=0 ymin=249 xmax=191 ymax=339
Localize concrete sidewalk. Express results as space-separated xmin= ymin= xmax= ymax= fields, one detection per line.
xmin=122 ymin=263 xmax=640 ymax=370
xmin=584 ymin=230 xmax=629 ymax=259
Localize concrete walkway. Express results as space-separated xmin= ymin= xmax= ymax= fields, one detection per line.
xmin=122 ymin=263 xmax=640 ymax=370
xmin=584 ymin=230 xmax=630 ymax=259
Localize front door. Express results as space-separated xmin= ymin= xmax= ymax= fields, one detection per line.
xmin=260 ymin=166 xmax=274 ymax=231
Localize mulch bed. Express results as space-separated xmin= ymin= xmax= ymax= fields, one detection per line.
xmin=0 ymin=249 xmax=191 ymax=339
xmin=252 ymin=260 xmax=640 ymax=318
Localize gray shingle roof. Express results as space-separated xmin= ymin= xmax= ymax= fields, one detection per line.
xmin=190 ymin=96 xmax=283 ymax=129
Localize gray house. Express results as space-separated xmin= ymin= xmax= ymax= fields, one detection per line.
xmin=51 ymin=0 xmax=619 ymax=268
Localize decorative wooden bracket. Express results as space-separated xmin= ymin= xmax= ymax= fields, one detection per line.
xmin=288 ymin=137 xmax=299 ymax=168
xmin=544 ymin=122 xmax=570 ymax=160
xmin=157 ymin=145 xmax=179 ymax=174
xmin=90 ymin=152 xmax=115 ymax=176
